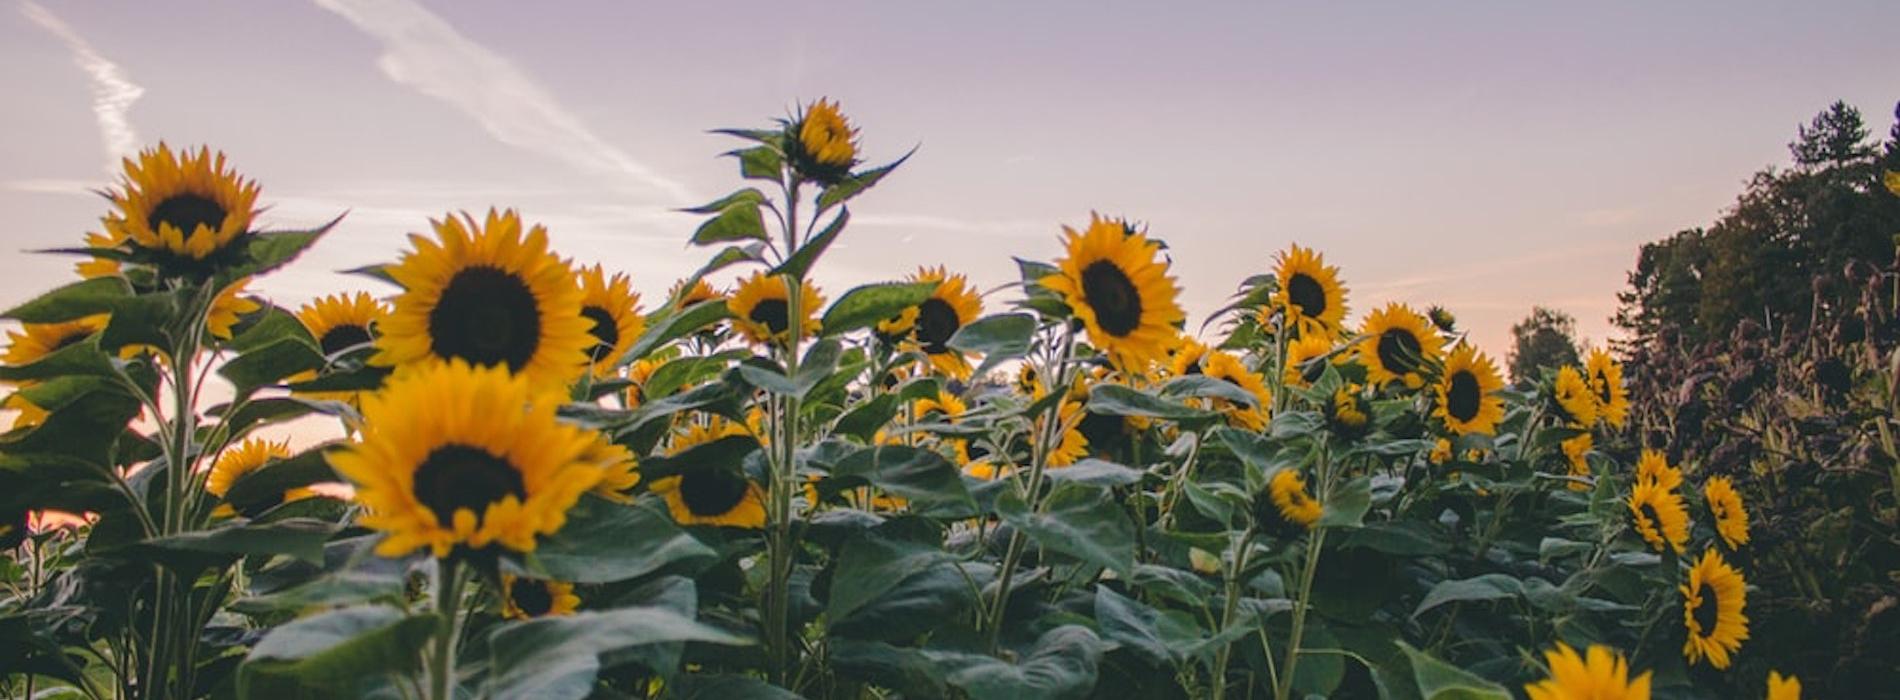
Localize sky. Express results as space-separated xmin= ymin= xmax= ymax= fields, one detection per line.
xmin=3 ymin=0 xmax=1896 ymax=358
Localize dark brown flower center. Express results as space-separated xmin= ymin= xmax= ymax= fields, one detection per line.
xmin=429 ymin=266 xmax=541 ymax=371
xmin=748 ymin=298 xmax=790 ymax=337
xmin=581 ymin=306 xmax=619 ymax=361
xmin=148 ymin=194 xmax=227 ymax=235
xmin=1080 ymin=261 xmax=1142 ymax=337
xmin=510 ymin=578 xmax=554 ymax=617
xmin=679 ymin=468 xmax=750 ymax=517
xmin=915 ymin=298 xmax=961 ymax=354
xmin=1286 ymin=273 xmax=1327 ymax=319
xmin=52 ymin=329 xmax=95 ymax=352
xmin=1692 ymin=582 xmax=1719 ymax=635
xmin=1447 ymin=371 xmax=1482 ymax=421
xmin=1594 ymin=370 xmax=1615 ymax=404
xmin=412 ymin=444 xmax=525 ymax=527
xmin=1376 ymin=328 xmax=1423 ymax=377
xmin=317 ymin=324 xmax=372 ymax=356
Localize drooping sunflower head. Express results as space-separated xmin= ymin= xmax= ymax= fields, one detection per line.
xmin=500 ymin=574 xmax=580 ymax=619
xmin=1561 ymin=433 xmax=1594 ymax=492
xmin=106 ymin=144 xmax=261 ymax=269
xmin=327 ymin=360 xmax=609 ymax=558
xmin=1327 ymin=383 xmax=1371 ymax=438
xmin=207 ymin=438 xmax=308 ymax=518
xmin=1426 ymin=305 xmax=1457 ymax=333
xmin=1260 ymin=469 xmax=1322 ymax=531
xmin=375 ymin=210 xmax=593 ymax=390
xmin=1433 ymin=343 xmax=1504 ymax=436
xmin=1634 ymin=449 xmax=1683 ymax=491
xmin=1703 ymin=476 xmax=1750 ymax=549
xmin=1626 ymin=479 xmax=1690 ymax=554
xmin=577 ymin=265 xmax=645 ymax=378
xmin=1282 ymin=334 xmax=1335 ymax=388
xmin=1680 ymin=548 xmax=1750 ymax=669
xmin=729 ymin=271 xmax=824 ymax=350
xmin=1202 ymin=351 xmax=1271 ymax=431
xmin=1041 ymin=214 xmax=1185 ymax=371
xmin=1356 ymin=303 xmax=1444 ymax=389
xmin=787 ymin=97 xmax=860 ymax=184
xmin=1550 ymin=365 xmax=1599 ymax=427
xmin=1766 ymin=671 xmax=1801 ymax=700
xmin=1585 ymin=347 xmax=1629 ymax=429
xmin=296 ymin=292 xmax=387 ymax=357
xmin=1523 ymin=643 xmax=1652 ymax=700
xmin=1271 ymin=243 xmax=1348 ymax=339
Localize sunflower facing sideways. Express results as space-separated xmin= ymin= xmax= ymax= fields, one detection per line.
xmin=374 ymin=210 xmax=593 ymax=391
xmin=1282 ymin=334 xmax=1334 ymax=388
xmin=900 ymin=266 xmax=983 ymax=379
xmin=1262 ymin=469 xmax=1322 ymax=531
xmin=3 ymin=316 xmax=108 ymax=428
xmin=1560 ymin=433 xmax=1593 ymax=492
xmin=105 ymin=143 xmax=261 ymax=266
xmin=1681 ymin=548 xmax=1750 ymax=669
xmin=499 ymin=574 xmax=580 ymax=619
xmin=729 ymin=271 xmax=824 ymax=350
xmin=328 ymin=360 xmax=609 ymax=558
xmin=649 ymin=416 xmax=768 ymax=528
xmin=1201 ymin=351 xmax=1272 ymax=431
xmin=1357 ymin=303 xmax=1444 ymax=389
xmin=1433 ymin=343 xmax=1504 ymax=436
xmin=577 ymin=265 xmax=644 ymax=378
xmin=787 ymin=97 xmax=859 ymax=185
xmin=1634 ymin=449 xmax=1683 ymax=491
xmin=1041 ymin=214 xmax=1185 ymax=371
xmin=1584 ymin=347 xmax=1629 ymax=429
xmin=206 ymin=438 xmax=318 ymax=518
xmin=1627 ymin=479 xmax=1690 ymax=554
xmin=1269 ymin=243 xmax=1348 ymax=339
xmin=1523 ymin=643 xmax=1652 ymax=700
xmin=1703 ymin=476 xmax=1750 ymax=549
xmin=1551 ymin=365 xmax=1599 ymax=427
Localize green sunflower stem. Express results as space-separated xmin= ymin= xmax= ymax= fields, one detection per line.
xmin=763 ymin=174 xmax=806 ymax=687
xmin=1157 ymin=430 xmax=1205 ymax=530
xmin=1208 ymin=524 xmax=1257 ymax=699
xmin=1275 ymin=442 xmax=1333 ymax=700
xmin=428 ymin=558 xmax=467 ymax=700
xmin=983 ymin=328 xmax=1077 ymax=655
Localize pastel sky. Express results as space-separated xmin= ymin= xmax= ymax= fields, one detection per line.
xmin=4 ymin=1 xmax=1896 ymax=357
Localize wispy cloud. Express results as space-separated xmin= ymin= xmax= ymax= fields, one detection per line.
xmin=19 ymin=1 xmax=143 ymax=172
xmin=314 ymin=0 xmax=692 ymax=203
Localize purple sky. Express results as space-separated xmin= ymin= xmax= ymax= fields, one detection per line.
xmin=4 ymin=0 xmax=1896 ymax=356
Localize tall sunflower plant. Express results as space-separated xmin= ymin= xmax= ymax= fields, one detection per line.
xmin=3 ymin=104 xmax=1791 ymax=700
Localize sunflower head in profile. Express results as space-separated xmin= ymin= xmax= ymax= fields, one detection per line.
xmin=1256 ymin=469 xmax=1322 ymax=532
xmin=1523 ymin=643 xmax=1651 ymax=700
xmin=1626 ymin=479 xmax=1689 ymax=554
xmin=1327 ymin=383 xmax=1371 ymax=439
xmin=1550 ymin=365 xmax=1599 ymax=427
xmin=1433 ymin=343 xmax=1504 ymax=436
xmin=1584 ymin=347 xmax=1629 ymax=429
xmin=651 ymin=416 xmax=768 ymax=528
xmin=577 ymin=265 xmax=645 ymax=378
xmin=105 ymin=144 xmax=261 ymax=272
xmin=1702 ymin=476 xmax=1750 ymax=549
xmin=207 ymin=438 xmax=315 ymax=518
xmin=2 ymin=315 xmax=109 ymax=429
xmin=1680 ymin=548 xmax=1750 ymax=669
xmin=1634 ymin=449 xmax=1683 ymax=491
xmin=1282 ymin=334 xmax=1335 ymax=388
xmin=1269 ymin=244 xmax=1348 ymax=339
xmin=669 ymin=277 xmax=725 ymax=310
xmin=1202 ymin=351 xmax=1271 ymax=431
xmin=500 ymin=574 xmax=580 ymax=619
xmin=899 ymin=267 xmax=982 ymax=379
xmin=1766 ymin=671 xmax=1800 ymax=700
xmin=1561 ymin=433 xmax=1593 ymax=492
xmin=1041 ymin=215 xmax=1184 ymax=371
xmin=327 ymin=360 xmax=608 ymax=558
xmin=1356 ymin=303 xmax=1444 ymax=389
xmin=787 ymin=98 xmax=860 ymax=185
xmin=374 ymin=210 xmax=592 ymax=391
xmin=1426 ymin=305 xmax=1457 ymax=333
xmin=729 ymin=272 xmax=824 ymax=350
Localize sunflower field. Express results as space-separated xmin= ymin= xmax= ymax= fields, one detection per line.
xmin=0 ymin=101 xmax=1873 ymax=700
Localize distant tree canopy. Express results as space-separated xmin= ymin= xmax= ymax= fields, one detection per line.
xmin=1507 ymin=306 xmax=1581 ymax=384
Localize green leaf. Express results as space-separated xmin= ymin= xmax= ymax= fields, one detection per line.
xmin=338 ymin=264 xmax=397 ymax=286
xmin=1396 ymin=642 xmax=1512 ymax=700
xmin=816 ymin=146 xmax=915 ymax=211
xmin=1086 ymin=383 xmax=1215 ymax=421
xmin=773 ymin=207 xmax=848 ymax=279
xmin=1042 ymin=458 xmax=1144 ymax=487
xmin=827 ymin=445 xmax=973 ymax=506
xmin=1094 ymin=585 xmax=1181 ymax=666
xmin=833 ymin=392 xmax=898 ymax=442
xmin=224 ymin=445 xmax=341 ymax=515
xmin=1160 ymin=375 xmax=1263 ymax=408
xmin=820 ymin=281 xmax=936 ymax=337
xmin=219 ymin=337 xmax=325 ymax=397
xmin=0 ymin=336 xmax=116 ymax=382
xmin=642 ymin=350 xmax=743 ymax=400
xmin=620 ymin=298 xmax=731 ymax=365
xmin=238 ymin=605 xmax=435 ymax=700
xmin=949 ymin=312 xmax=1034 ymax=357
xmin=1334 ymin=521 xmax=1452 ymax=556
xmin=227 ymin=306 xmax=315 ymax=354
xmin=827 ymin=528 xmax=955 ymax=622
xmin=673 ymin=674 xmax=801 ymax=700
xmin=680 ymin=187 xmax=767 ymax=215
xmin=729 ymin=145 xmax=783 ymax=181
xmin=997 ymin=483 xmax=1136 ymax=576
xmin=938 ymin=625 xmax=1102 ymax=700
xmin=831 ymin=559 xmax=985 ymax=642
xmin=690 ymin=199 xmax=768 ymax=245
xmin=1317 ymin=476 xmax=1372 ymax=528
xmin=483 ymin=604 xmax=752 ymax=700
xmin=2 ymin=277 xmax=129 ymax=323
xmin=139 ymin=518 xmax=338 ymax=570
xmin=528 ymin=496 xmax=717 ymax=583
xmin=1411 ymin=574 xmax=1525 ymax=619
xmin=214 ymin=216 xmax=342 ymax=289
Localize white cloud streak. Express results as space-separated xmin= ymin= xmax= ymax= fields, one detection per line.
xmin=313 ymin=0 xmax=692 ymax=204
xmin=18 ymin=1 xmax=144 ymax=172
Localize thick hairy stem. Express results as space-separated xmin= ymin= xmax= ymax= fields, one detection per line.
xmin=428 ymin=559 xmax=466 ymax=700
xmin=764 ymin=176 xmax=805 ymax=686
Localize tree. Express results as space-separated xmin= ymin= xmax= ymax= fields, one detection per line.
xmin=1789 ymin=100 xmax=1874 ymax=168
xmin=1507 ymin=306 xmax=1581 ymax=384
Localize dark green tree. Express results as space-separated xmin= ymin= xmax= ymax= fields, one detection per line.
xmin=1507 ymin=306 xmax=1581 ymax=384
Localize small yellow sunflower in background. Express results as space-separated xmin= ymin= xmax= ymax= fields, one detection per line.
xmin=1041 ymin=214 xmax=1185 ymax=372
xmin=669 ymin=277 xmax=725 ymax=310
xmin=902 ymin=267 xmax=982 ymax=379
xmin=1523 ymin=643 xmax=1651 ymax=700
xmin=913 ymin=390 xmax=968 ymax=423
xmin=1681 ymin=548 xmax=1749 ymax=669
xmin=1270 ymin=243 xmax=1348 ymax=339
xmin=500 ymin=574 xmax=580 ymax=619
xmin=623 ymin=358 xmax=661 ymax=409
xmin=1766 ymin=671 xmax=1801 ymax=700
xmin=1428 ymin=438 xmax=1453 ymax=465
xmin=375 ymin=210 xmax=593 ymax=390
xmin=1561 ymin=433 xmax=1593 ymax=492
xmin=207 ymin=438 xmax=316 ymax=517
xmin=1550 ymin=366 xmax=1599 ymax=427
xmin=955 ymin=441 xmax=1008 ymax=481
xmin=789 ymin=97 xmax=860 ymax=184
xmin=328 ymin=360 xmax=608 ymax=558
xmin=652 ymin=416 xmax=767 ymax=528
xmin=76 ymin=230 xmax=126 ymax=279
xmin=577 ymin=265 xmax=645 ymax=378
xmin=1627 ymin=480 xmax=1690 ymax=554
xmin=1584 ymin=347 xmax=1628 ymax=428
xmin=1044 ymin=400 xmax=1091 ymax=467
xmin=1168 ymin=337 xmax=1211 ymax=377
xmin=1703 ymin=476 xmax=1750 ymax=549
xmin=206 ymin=277 xmax=262 ymax=341
xmin=1201 ymin=351 xmax=1271 ymax=431
xmin=729 ymin=271 xmax=824 ymax=350
xmin=1634 ymin=449 xmax=1683 ymax=491
xmin=1426 ymin=305 xmax=1457 ymax=333
xmin=106 ymin=144 xmax=260 ymax=263
xmin=1356 ymin=303 xmax=1443 ymax=389
xmin=1266 ymin=469 xmax=1322 ymax=530
xmin=1433 ymin=343 xmax=1504 ymax=436
xmin=583 ymin=436 xmax=640 ymax=504
xmin=1328 ymin=383 xmax=1370 ymax=436
xmin=1282 ymin=334 xmax=1334 ymax=388
xmin=1014 ymin=363 xmax=1049 ymax=401
xmin=296 ymin=292 xmax=386 ymax=357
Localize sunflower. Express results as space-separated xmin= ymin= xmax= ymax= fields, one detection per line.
xmin=1015 ymin=363 xmax=1048 ymax=400
xmin=1201 ymin=351 xmax=1271 ymax=431
xmin=1426 ymin=306 xmax=1457 ymax=333
xmin=77 ymin=229 xmax=125 ymax=279
xmin=1523 ymin=643 xmax=1652 ymax=700
xmin=1627 ymin=480 xmax=1690 ymax=554
xmin=729 ymin=272 xmax=824 ymax=350
xmin=1328 ymin=383 xmax=1370 ymax=438
xmin=1561 ymin=433 xmax=1593 ymax=492
xmin=1550 ymin=365 xmax=1599 ymax=427
xmin=1356 ymin=303 xmax=1444 ymax=389
xmin=669 ymin=277 xmax=724 ymax=310
xmin=788 ymin=98 xmax=859 ymax=184
xmin=1168 ymin=338 xmax=1211 ymax=377
xmin=4 ymin=316 xmax=108 ymax=367
xmin=623 ymin=358 xmax=661 ymax=409
xmin=874 ymin=306 xmax=918 ymax=345
xmin=1043 ymin=400 xmax=1091 ymax=467
xmin=206 ymin=277 xmax=262 ymax=341
xmin=1634 ymin=450 xmax=1683 ymax=491
xmin=1766 ymin=671 xmax=1800 ymax=700
xmin=899 ymin=267 xmax=983 ymax=379
xmin=1264 ymin=469 xmax=1322 ymax=530
xmin=1584 ymin=347 xmax=1629 ymax=429
xmin=327 ymin=360 xmax=608 ymax=558
xmin=500 ymin=574 xmax=580 ymax=619
xmin=1429 ymin=438 xmax=1453 ymax=465
xmin=1433 ymin=344 xmax=1504 ymax=436
xmin=374 ymin=209 xmax=593 ymax=390
xmin=207 ymin=438 xmax=315 ymax=517
xmin=577 ymin=265 xmax=645 ymax=378
xmin=955 ymin=441 xmax=1009 ymax=481
xmin=1282 ymin=334 xmax=1334 ymax=388
xmin=583 ymin=436 xmax=640 ymax=503
xmin=913 ymin=390 xmax=968 ymax=423
xmin=1681 ymin=548 xmax=1749 ymax=669
xmin=1041 ymin=214 xmax=1185 ymax=371
xmin=652 ymin=416 xmax=767 ymax=528
xmin=1703 ymin=476 xmax=1750 ymax=549
xmin=296 ymin=292 xmax=386 ymax=357
xmin=105 ymin=144 xmax=260 ymax=264
xmin=1270 ymin=244 xmax=1348 ymax=339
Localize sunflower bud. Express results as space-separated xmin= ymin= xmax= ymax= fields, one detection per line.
xmin=786 ymin=98 xmax=860 ymax=185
